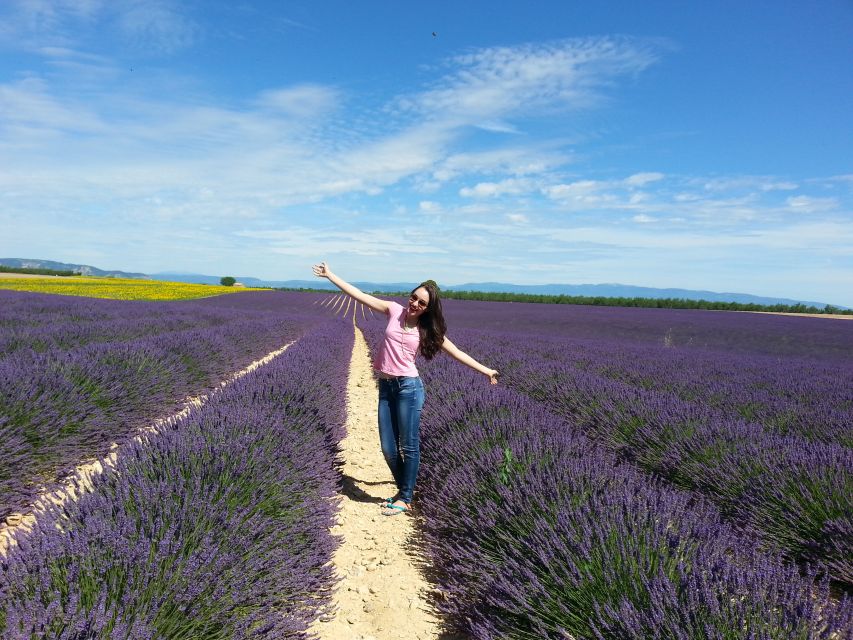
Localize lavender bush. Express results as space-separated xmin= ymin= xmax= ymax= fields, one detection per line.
xmin=462 ymin=329 xmax=853 ymax=584
xmin=429 ymin=300 xmax=853 ymax=585
xmin=0 ymin=291 xmax=321 ymax=519
xmin=496 ymin=334 xmax=852 ymax=445
xmin=0 ymin=316 xmax=351 ymax=638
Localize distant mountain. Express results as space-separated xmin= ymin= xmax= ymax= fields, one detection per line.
xmin=0 ymin=258 xmax=147 ymax=279
xmin=4 ymin=259 xmax=845 ymax=309
xmin=231 ymin=278 xmax=837 ymax=308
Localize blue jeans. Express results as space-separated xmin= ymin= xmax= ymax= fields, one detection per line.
xmin=377 ymin=376 xmax=425 ymax=504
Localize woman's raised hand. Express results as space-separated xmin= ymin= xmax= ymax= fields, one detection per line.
xmin=312 ymin=262 xmax=331 ymax=278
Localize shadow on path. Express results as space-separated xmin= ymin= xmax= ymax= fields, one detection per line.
xmin=340 ymin=473 xmax=389 ymax=505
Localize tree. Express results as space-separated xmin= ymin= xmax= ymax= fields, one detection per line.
xmin=220 ymin=276 xmax=236 ymax=287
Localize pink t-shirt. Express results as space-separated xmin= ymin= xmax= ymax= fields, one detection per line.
xmin=374 ymin=301 xmax=420 ymax=377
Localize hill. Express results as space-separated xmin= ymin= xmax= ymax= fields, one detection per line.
xmin=0 ymin=258 xmax=147 ymax=279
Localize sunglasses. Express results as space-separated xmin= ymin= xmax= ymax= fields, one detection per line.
xmin=409 ymin=294 xmax=428 ymax=309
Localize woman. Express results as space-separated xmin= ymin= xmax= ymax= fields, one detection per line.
xmin=312 ymin=262 xmax=499 ymax=516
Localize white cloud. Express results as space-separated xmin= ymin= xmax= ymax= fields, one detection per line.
xmin=255 ymin=85 xmax=340 ymax=118
xmin=625 ymin=172 xmax=664 ymax=186
xmin=701 ymin=176 xmax=800 ymax=193
xmin=0 ymin=0 xmax=197 ymax=54
xmin=823 ymin=174 xmax=853 ymax=184
xmin=397 ymin=37 xmax=660 ymax=126
xmin=335 ymin=122 xmax=452 ymax=190
xmin=419 ymin=200 xmax=442 ymax=213
xmin=760 ymin=181 xmax=798 ymax=191
xmin=544 ymin=180 xmax=600 ymax=199
xmin=0 ymin=76 xmax=107 ymax=134
xmin=116 ymin=1 xmax=198 ymax=53
xmin=460 ymin=178 xmax=530 ymax=198
xmin=474 ymin=120 xmax=521 ymax=134
xmin=431 ymin=146 xmax=570 ymax=183
xmin=674 ymin=192 xmax=701 ymax=202
xmin=237 ymin=227 xmax=450 ymax=259
xmin=507 ymin=213 xmax=529 ymax=223
xmin=632 ymin=214 xmax=656 ymax=223
xmin=786 ymin=195 xmax=838 ymax=213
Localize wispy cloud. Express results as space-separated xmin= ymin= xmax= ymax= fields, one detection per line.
xmin=237 ymin=227 xmax=450 ymax=259
xmin=786 ymin=195 xmax=839 ymax=213
xmin=254 ymin=85 xmax=340 ymax=118
xmin=624 ymin=172 xmax=664 ymax=186
xmin=419 ymin=200 xmax=443 ymax=213
xmin=398 ymin=37 xmax=660 ymax=126
xmin=632 ymin=214 xmax=657 ymax=223
xmin=460 ymin=178 xmax=532 ymax=198
xmin=1 ymin=0 xmax=197 ymax=54
xmin=115 ymin=1 xmax=198 ymax=53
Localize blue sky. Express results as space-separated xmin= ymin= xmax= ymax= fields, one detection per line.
xmin=1 ymin=1 xmax=851 ymax=305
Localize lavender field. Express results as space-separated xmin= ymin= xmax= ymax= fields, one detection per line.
xmin=1 ymin=289 xmax=851 ymax=638
xmin=0 ymin=290 xmax=331 ymax=520
xmin=1 ymin=290 xmax=349 ymax=637
xmin=360 ymin=301 xmax=853 ymax=638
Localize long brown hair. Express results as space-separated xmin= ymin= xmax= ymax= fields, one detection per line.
xmin=413 ymin=280 xmax=446 ymax=360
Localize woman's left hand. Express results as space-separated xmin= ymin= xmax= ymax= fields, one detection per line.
xmin=486 ymin=369 xmax=500 ymax=385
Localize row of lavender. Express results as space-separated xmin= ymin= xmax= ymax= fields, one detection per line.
xmin=440 ymin=299 xmax=853 ymax=361
xmin=0 ymin=292 xmax=246 ymax=356
xmin=0 ymin=314 xmax=351 ymax=638
xmin=445 ymin=300 xmax=853 ymax=446
xmin=448 ymin=327 xmax=853 ymax=585
xmin=505 ymin=335 xmax=851 ymax=445
xmin=441 ymin=300 xmax=853 ymax=581
xmin=0 ymin=290 xmax=321 ymax=519
xmin=359 ymin=318 xmax=851 ymax=638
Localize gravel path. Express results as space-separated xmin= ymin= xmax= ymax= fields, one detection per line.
xmin=310 ymin=324 xmax=464 ymax=640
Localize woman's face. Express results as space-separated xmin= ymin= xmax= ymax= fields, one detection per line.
xmin=407 ymin=286 xmax=430 ymax=318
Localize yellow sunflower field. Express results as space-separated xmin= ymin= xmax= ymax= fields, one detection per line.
xmin=0 ymin=276 xmax=267 ymax=301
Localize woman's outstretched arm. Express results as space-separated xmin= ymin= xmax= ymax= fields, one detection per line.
xmin=441 ymin=336 xmax=499 ymax=384
xmin=312 ymin=262 xmax=391 ymax=314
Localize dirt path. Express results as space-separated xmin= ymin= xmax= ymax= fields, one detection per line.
xmin=0 ymin=340 xmax=296 ymax=557
xmin=310 ymin=324 xmax=460 ymax=640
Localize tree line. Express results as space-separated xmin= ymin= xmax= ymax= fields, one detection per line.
xmin=0 ymin=266 xmax=79 ymax=277
xmin=437 ymin=290 xmax=851 ymax=315
xmin=275 ymin=286 xmax=849 ymax=315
